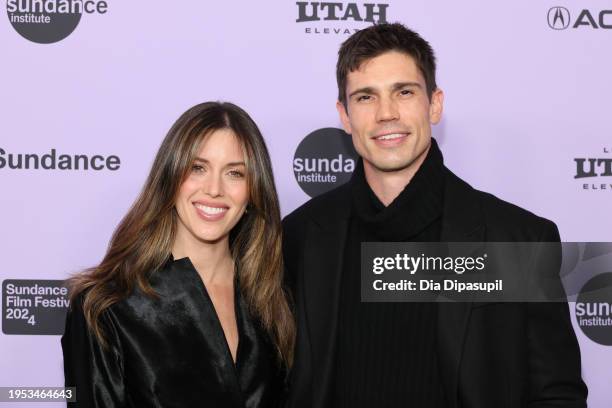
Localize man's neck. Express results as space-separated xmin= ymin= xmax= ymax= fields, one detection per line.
xmin=363 ymin=145 xmax=430 ymax=206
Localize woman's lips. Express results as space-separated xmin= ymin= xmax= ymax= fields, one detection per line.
xmin=193 ymin=202 xmax=229 ymax=221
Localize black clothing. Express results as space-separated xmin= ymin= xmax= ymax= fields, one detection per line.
xmin=62 ymin=256 xmax=284 ymax=408
xmin=332 ymin=147 xmax=446 ymax=407
xmin=350 ymin=136 xmax=445 ymax=242
xmin=282 ymin=139 xmax=587 ymax=408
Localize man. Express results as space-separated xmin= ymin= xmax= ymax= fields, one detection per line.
xmin=282 ymin=23 xmax=587 ymax=407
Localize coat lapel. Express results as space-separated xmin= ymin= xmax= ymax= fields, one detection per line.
xmin=438 ymin=168 xmax=485 ymax=408
xmin=302 ymin=186 xmax=351 ymax=407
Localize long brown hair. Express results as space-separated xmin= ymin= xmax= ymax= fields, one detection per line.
xmin=69 ymin=102 xmax=295 ymax=366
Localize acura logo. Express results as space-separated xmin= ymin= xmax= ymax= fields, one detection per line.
xmin=548 ymin=7 xmax=571 ymax=30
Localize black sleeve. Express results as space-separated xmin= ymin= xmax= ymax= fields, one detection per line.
xmin=61 ymin=294 xmax=128 ymax=408
xmin=527 ymin=221 xmax=588 ymax=407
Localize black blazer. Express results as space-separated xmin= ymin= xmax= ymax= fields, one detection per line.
xmin=62 ymin=256 xmax=284 ymax=408
xmin=282 ymin=167 xmax=587 ymax=408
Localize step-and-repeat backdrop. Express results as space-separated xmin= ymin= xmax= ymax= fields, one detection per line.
xmin=2 ymin=1 xmax=611 ymax=406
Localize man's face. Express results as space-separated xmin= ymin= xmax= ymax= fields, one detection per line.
xmin=337 ymin=51 xmax=443 ymax=177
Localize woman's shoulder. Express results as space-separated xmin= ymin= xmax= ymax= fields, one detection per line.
xmin=66 ymin=281 xmax=149 ymax=328
xmin=110 ymin=258 xmax=201 ymax=314
xmin=66 ymin=287 xmax=121 ymax=330
xmin=62 ymin=287 xmax=123 ymax=356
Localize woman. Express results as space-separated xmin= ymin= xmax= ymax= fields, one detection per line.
xmin=62 ymin=102 xmax=294 ymax=407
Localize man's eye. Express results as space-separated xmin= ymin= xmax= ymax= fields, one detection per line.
xmin=399 ymin=89 xmax=414 ymax=96
xmin=356 ymin=95 xmax=371 ymax=102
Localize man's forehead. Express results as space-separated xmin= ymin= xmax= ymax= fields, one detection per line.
xmin=347 ymin=51 xmax=425 ymax=90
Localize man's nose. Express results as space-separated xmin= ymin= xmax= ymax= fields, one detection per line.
xmin=376 ymin=97 xmax=399 ymax=122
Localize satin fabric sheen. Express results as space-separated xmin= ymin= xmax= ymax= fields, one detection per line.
xmin=62 ymin=256 xmax=285 ymax=407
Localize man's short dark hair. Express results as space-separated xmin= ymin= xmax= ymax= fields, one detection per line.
xmin=336 ymin=23 xmax=437 ymax=107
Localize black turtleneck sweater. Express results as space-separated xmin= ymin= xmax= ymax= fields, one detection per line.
xmin=332 ymin=139 xmax=447 ymax=407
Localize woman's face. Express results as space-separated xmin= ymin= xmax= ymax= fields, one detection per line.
xmin=175 ymin=128 xmax=249 ymax=245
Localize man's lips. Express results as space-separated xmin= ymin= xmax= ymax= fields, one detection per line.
xmin=371 ymin=131 xmax=411 ymax=145
xmin=373 ymin=132 xmax=410 ymax=140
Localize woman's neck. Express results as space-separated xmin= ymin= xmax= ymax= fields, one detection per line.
xmin=172 ymin=232 xmax=234 ymax=285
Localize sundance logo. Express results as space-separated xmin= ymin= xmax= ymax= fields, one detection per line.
xmin=3 ymin=279 xmax=69 ymax=335
xmin=293 ymin=127 xmax=358 ymax=197
xmin=7 ymin=0 xmax=108 ymax=44
xmin=296 ymin=1 xmax=389 ymax=35
xmin=576 ymin=272 xmax=612 ymax=346
xmin=547 ymin=6 xmax=612 ymax=30
xmin=0 ymin=148 xmax=121 ymax=171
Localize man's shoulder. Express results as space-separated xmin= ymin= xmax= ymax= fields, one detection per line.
xmin=282 ymin=168 xmax=560 ymax=241
xmin=283 ymin=182 xmax=351 ymax=230
xmin=464 ymin=179 xmax=558 ymax=241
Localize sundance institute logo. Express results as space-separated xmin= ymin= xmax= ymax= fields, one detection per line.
xmin=6 ymin=0 xmax=108 ymax=44
xmin=293 ymin=128 xmax=358 ymax=197
xmin=576 ymin=272 xmax=612 ymax=346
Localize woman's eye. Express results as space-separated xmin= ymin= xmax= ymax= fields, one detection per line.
xmin=228 ymin=170 xmax=245 ymax=178
xmin=192 ymin=164 xmax=205 ymax=173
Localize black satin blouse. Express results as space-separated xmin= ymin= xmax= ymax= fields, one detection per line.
xmin=61 ymin=256 xmax=285 ymax=408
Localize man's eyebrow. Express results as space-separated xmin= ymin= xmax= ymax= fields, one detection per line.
xmin=392 ymin=81 xmax=422 ymax=91
xmin=348 ymin=82 xmax=423 ymax=99
xmin=193 ymin=157 xmax=246 ymax=167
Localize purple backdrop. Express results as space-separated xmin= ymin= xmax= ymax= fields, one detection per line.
xmin=2 ymin=1 xmax=611 ymax=406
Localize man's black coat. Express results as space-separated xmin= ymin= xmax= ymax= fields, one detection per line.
xmin=282 ymin=165 xmax=587 ymax=408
